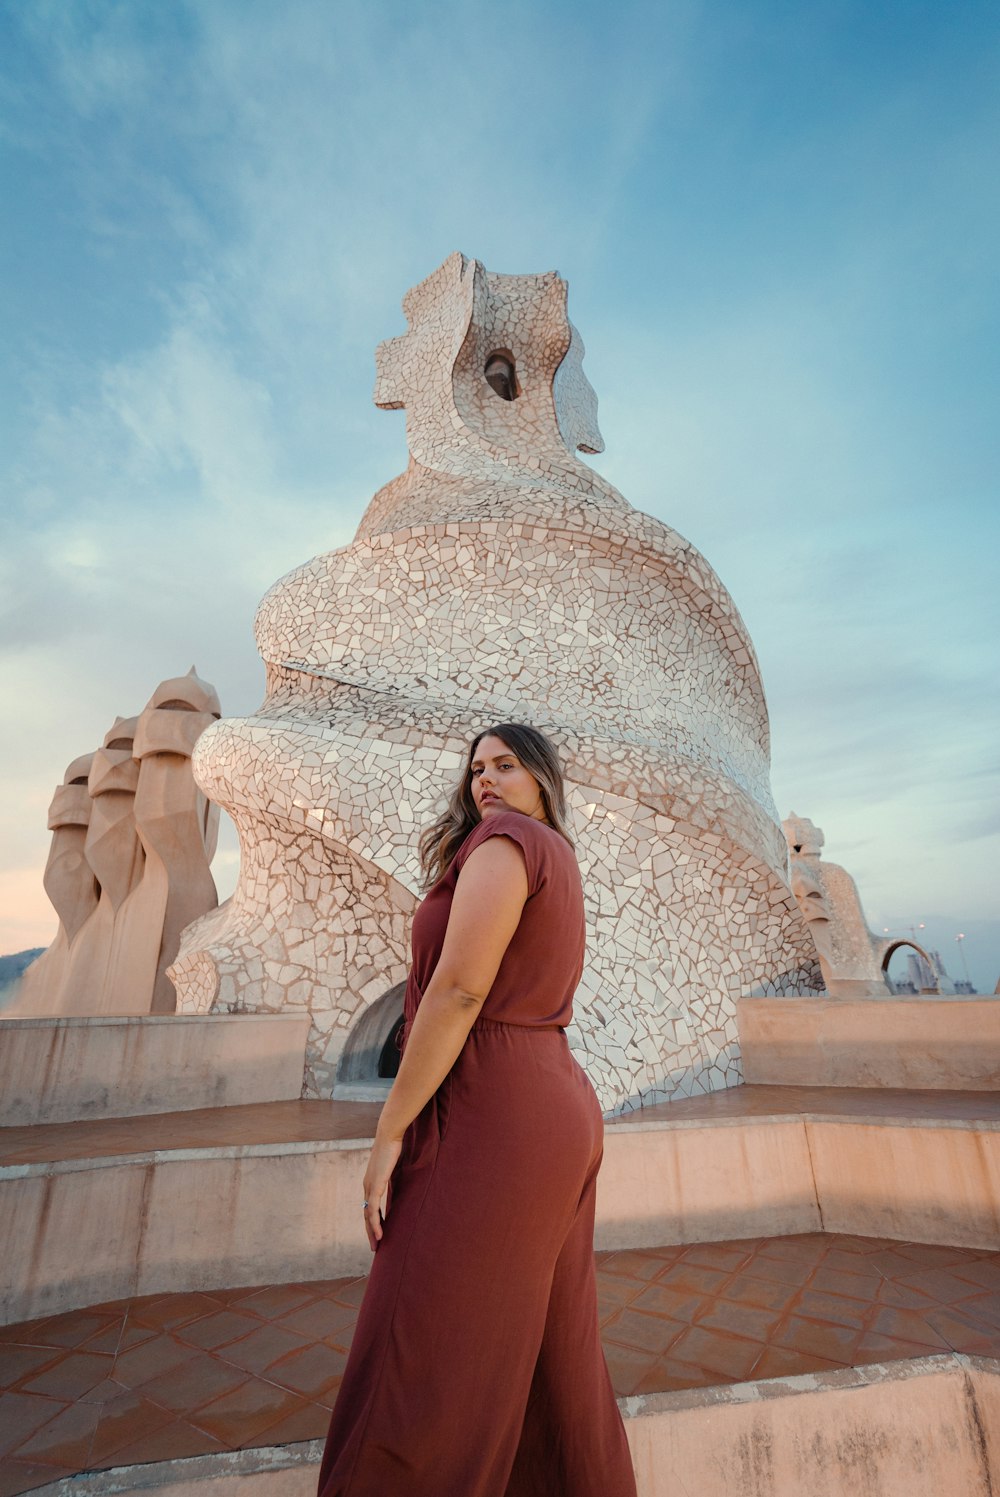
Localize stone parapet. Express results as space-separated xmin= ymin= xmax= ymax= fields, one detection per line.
xmin=0 ymin=1014 xmax=310 ymax=1126
xmin=738 ymin=995 xmax=1000 ymax=1089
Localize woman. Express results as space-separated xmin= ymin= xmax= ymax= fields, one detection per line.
xmin=317 ymin=723 xmax=637 ymax=1497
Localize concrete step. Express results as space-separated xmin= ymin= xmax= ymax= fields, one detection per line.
xmin=0 ymin=1014 xmax=311 ymax=1126
xmin=37 ymin=1358 xmax=995 ymax=1497
xmin=3 ymin=1087 xmax=999 ymax=1326
xmin=737 ymin=995 xmax=1000 ymax=1089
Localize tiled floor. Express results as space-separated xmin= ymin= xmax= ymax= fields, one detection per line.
xmin=2 ymin=1085 xmax=998 ymax=1167
xmin=1 ymin=1233 xmax=999 ymax=1494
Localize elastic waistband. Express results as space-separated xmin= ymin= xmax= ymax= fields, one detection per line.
xmin=471 ymin=1017 xmax=566 ymax=1034
xmin=397 ymin=1015 xmax=565 ymax=1054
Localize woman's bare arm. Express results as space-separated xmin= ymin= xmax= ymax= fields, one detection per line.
xmin=360 ymin=833 xmax=529 ymax=1246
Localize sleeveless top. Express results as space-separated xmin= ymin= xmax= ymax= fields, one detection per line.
xmin=401 ymin=810 xmax=586 ymax=1046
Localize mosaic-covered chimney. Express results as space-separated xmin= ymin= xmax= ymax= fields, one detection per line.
xmin=171 ymin=254 xmax=820 ymax=1111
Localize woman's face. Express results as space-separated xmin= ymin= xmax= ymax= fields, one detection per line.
xmin=469 ymin=735 xmax=549 ymax=823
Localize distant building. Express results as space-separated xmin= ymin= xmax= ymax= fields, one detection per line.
xmin=903 ymin=949 xmax=957 ymax=994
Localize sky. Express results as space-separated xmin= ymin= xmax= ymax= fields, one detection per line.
xmin=1 ymin=0 xmax=998 ymax=991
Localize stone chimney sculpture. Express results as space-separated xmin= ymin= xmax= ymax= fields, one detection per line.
xmin=133 ymin=670 xmax=222 ymax=1012
xmin=171 ymin=254 xmax=821 ymax=1112
xmin=13 ymin=670 xmax=221 ymax=1017
xmin=12 ymin=753 xmax=100 ymax=1010
xmin=782 ymin=814 xmax=897 ymax=997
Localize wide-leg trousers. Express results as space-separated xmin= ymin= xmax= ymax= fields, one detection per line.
xmin=316 ymin=1018 xmax=638 ymax=1497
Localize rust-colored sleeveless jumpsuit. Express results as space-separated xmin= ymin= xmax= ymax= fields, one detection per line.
xmin=317 ymin=810 xmax=637 ymax=1497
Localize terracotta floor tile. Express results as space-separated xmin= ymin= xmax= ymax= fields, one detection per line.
xmin=598 ymin=1249 xmax=673 ymax=1282
xmin=891 ymin=1243 xmax=982 ymax=1268
xmin=77 ymin=1318 xmax=129 ymax=1356
xmin=679 ymin=1242 xmax=755 ymax=1273
xmin=87 ymin=1389 xmax=177 ymax=1466
xmin=719 ymin=1273 xmax=794 ymax=1312
xmin=896 ymin=1266 xmax=995 ymax=1305
xmin=78 ymin=1377 xmax=131 ymax=1405
xmin=174 ymin=1310 xmax=263 ymax=1351
xmin=279 ymin=1299 xmax=359 ymax=1340
xmin=654 ymin=1262 xmax=732 ymax=1296
xmin=230 ymin=1284 xmax=319 ymax=1320
xmin=628 ymin=1281 xmax=710 ymax=1323
xmin=138 ymin=1352 xmax=250 ymax=1414
xmin=955 ymin=1294 xmax=1000 ymax=1332
xmin=874 ymin=1280 xmax=940 ymax=1311
xmin=601 ymin=1306 xmax=686 ymax=1359
xmin=665 ymin=1326 xmax=766 ymax=1381
xmin=770 ymin=1316 xmax=861 ymax=1363
xmin=12 ymin=1311 xmax=119 ymax=1351
xmin=8 ymin=1397 xmax=100 ymax=1466
xmin=921 ymin=1308 xmax=1000 ymax=1356
xmin=749 ymin=1344 xmax=849 ymax=1380
xmin=251 ymin=1399 xmax=330 ymax=1446
xmin=0 ymin=1344 xmax=62 ymax=1388
xmin=950 ymin=1258 xmax=1000 ymax=1292
xmin=866 ymin=1307 xmax=951 ymax=1350
xmin=217 ymin=1323 xmax=310 ymax=1377
xmin=818 ymin=1248 xmax=883 ymax=1275
xmin=601 ymin=1341 xmax=664 ymax=1397
xmin=793 ymin=1290 xmax=872 ymax=1331
xmin=622 ymin=1242 xmax=693 ymax=1262
xmin=0 ymin=1392 xmax=69 ymax=1457
xmin=112 ymin=1333 xmax=199 ymax=1390
xmin=740 ymin=1255 xmax=816 ymax=1289
xmin=753 ymin=1234 xmax=827 ymax=1263
xmin=324 ymin=1278 xmax=369 ymax=1309
xmin=190 ymin=1379 xmax=311 ymax=1446
xmin=0 ymin=1320 xmax=51 ymax=1346
xmin=596 ymin=1274 xmax=649 ymax=1313
xmin=810 ymin=1266 xmax=881 ymax=1300
xmin=819 ymin=1235 xmax=881 ymax=1255
xmin=107 ymin=1320 xmax=159 ymax=1355
xmin=20 ymin=1352 xmax=114 ymax=1401
xmin=697 ymin=1299 xmax=786 ymax=1344
xmin=0 ymin=1099 xmax=382 ymax=1167
xmin=264 ymin=1342 xmax=348 ymax=1399
xmin=633 ymin=1357 xmax=722 ymax=1394
xmin=854 ymin=1333 xmax=948 ymax=1364
xmin=95 ymin=1415 xmax=224 ymax=1468
xmin=128 ymin=1292 xmax=228 ymax=1332
xmin=866 ymin=1247 xmax=928 ymax=1276
xmin=0 ymin=1458 xmax=76 ymax=1497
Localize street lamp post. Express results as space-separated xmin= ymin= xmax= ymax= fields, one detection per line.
xmin=955 ymin=933 xmax=972 ymax=990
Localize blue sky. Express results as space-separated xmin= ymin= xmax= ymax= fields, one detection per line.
xmin=2 ymin=0 xmax=998 ymax=989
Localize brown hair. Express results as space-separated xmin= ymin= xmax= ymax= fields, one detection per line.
xmin=418 ymin=722 xmax=574 ymax=887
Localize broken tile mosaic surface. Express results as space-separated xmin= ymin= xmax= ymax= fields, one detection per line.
xmin=169 ymin=254 xmax=821 ymax=1112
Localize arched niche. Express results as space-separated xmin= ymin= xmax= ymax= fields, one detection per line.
xmin=332 ymin=981 xmax=405 ymax=1100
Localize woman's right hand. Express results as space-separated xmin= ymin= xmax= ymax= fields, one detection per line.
xmin=362 ymin=1132 xmax=403 ymax=1251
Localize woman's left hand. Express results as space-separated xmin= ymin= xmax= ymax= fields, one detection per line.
xmin=362 ymin=1132 xmax=403 ymax=1251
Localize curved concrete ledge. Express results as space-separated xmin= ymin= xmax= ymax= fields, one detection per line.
xmin=3 ymin=1094 xmax=999 ymax=1325
xmin=738 ymin=996 xmax=1000 ymax=1090
xmin=0 ymin=1014 xmax=311 ymax=1126
xmin=25 ymin=1356 xmax=1000 ymax=1497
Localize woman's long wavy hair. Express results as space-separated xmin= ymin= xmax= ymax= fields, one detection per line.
xmin=418 ymin=722 xmax=574 ymax=888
